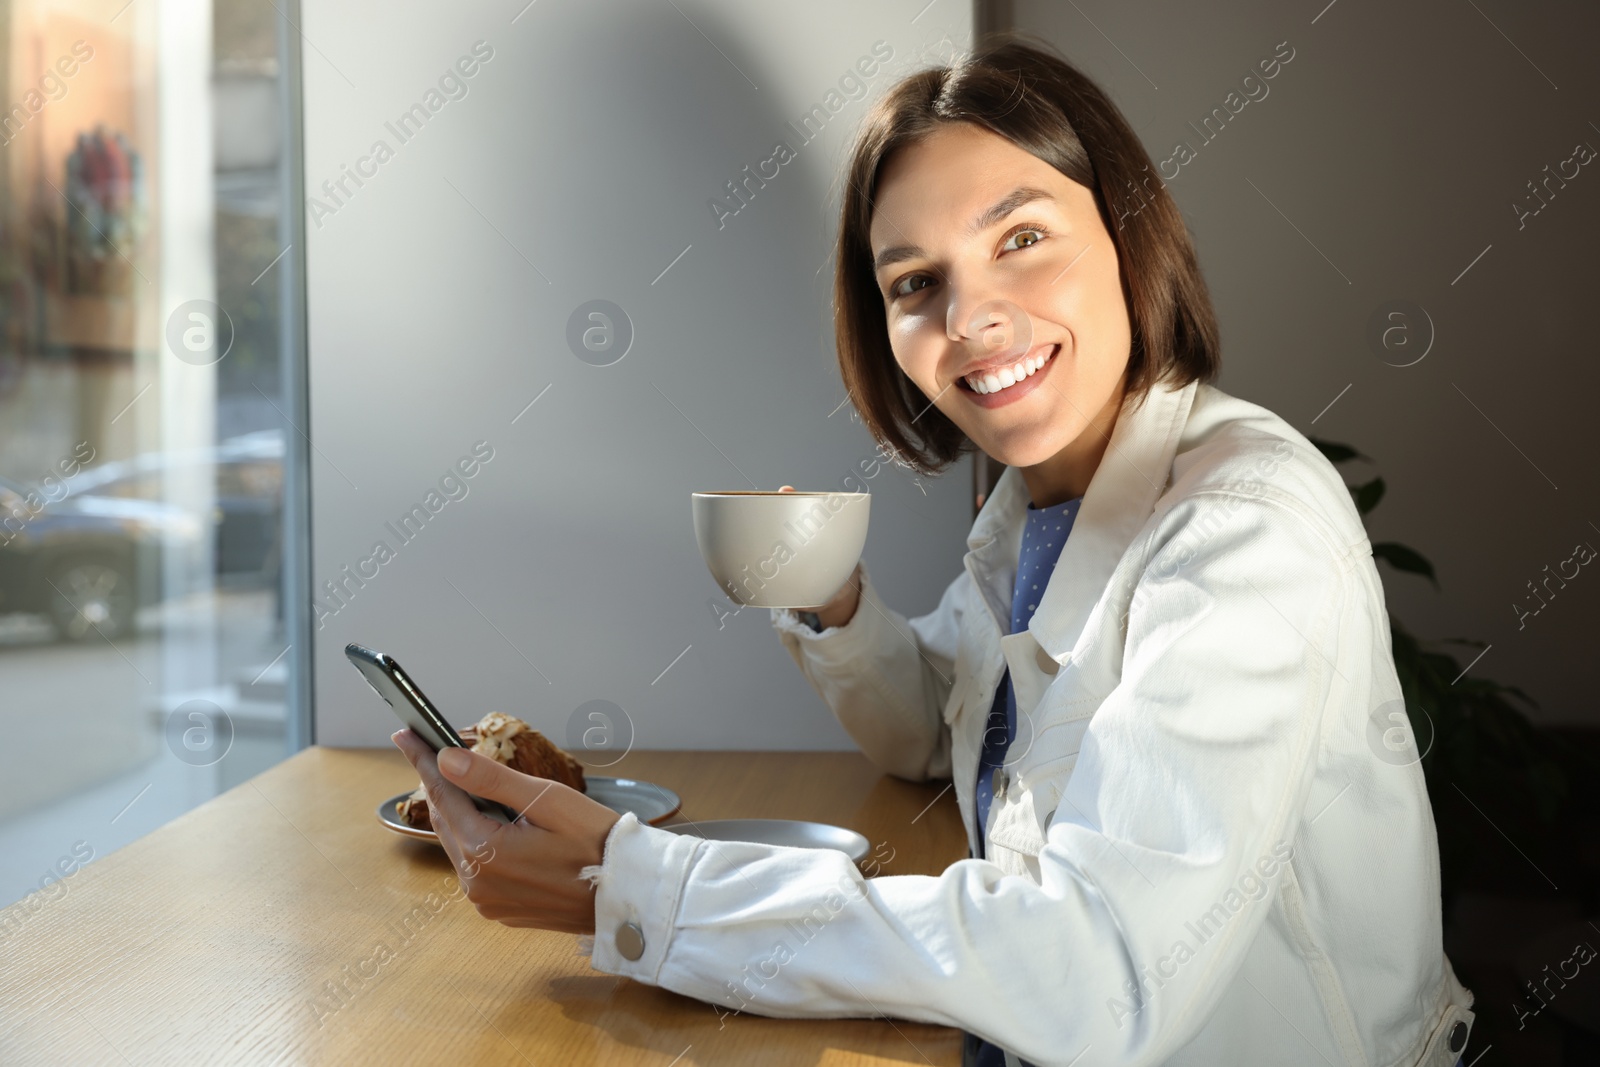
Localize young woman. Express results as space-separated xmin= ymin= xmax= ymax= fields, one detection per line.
xmin=394 ymin=36 xmax=1475 ymax=1067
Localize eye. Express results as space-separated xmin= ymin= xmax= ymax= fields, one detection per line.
xmin=885 ymin=221 xmax=1050 ymax=300
xmin=889 ymin=274 xmax=935 ymax=299
xmin=1000 ymin=223 xmax=1049 ymax=252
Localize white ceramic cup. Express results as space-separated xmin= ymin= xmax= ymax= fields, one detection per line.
xmin=692 ymin=490 xmax=870 ymax=608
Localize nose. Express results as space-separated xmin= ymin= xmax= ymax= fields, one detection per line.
xmin=945 ymin=283 xmax=1035 ymax=363
xmin=943 ymin=275 xmax=987 ymax=343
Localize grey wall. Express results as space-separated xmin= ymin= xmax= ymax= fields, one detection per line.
xmin=1012 ymin=0 xmax=1598 ymax=725
xmin=302 ymin=1 xmax=976 ymax=747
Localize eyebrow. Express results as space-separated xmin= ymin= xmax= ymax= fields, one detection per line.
xmin=871 ymin=186 xmax=1056 ymax=274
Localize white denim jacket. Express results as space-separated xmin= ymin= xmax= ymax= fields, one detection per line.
xmin=588 ymin=378 xmax=1476 ymax=1067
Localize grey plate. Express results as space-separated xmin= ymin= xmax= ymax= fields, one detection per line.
xmin=377 ymin=777 xmax=683 ymax=842
xmin=664 ymin=818 xmax=870 ymax=864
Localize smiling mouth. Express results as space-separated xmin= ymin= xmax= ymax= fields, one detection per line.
xmin=957 ymin=344 xmax=1058 ymax=395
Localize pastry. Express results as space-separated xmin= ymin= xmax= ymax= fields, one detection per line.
xmin=396 ymin=712 xmax=586 ymax=832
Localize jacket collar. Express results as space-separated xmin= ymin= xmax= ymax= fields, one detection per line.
xmin=962 ymin=376 xmax=1198 ymax=661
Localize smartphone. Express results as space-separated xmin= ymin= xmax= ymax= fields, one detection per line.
xmin=345 ymin=642 xmax=520 ymax=826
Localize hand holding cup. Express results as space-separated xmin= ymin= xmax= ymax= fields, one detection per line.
xmin=778 ymin=486 xmax=862 ymax=628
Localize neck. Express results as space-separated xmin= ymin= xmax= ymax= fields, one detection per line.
xmin=1018 ymin=375 xmax=1128 ymax=508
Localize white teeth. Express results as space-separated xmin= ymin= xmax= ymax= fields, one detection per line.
xmin=966 ymin=346 xmax=1054 ymax=395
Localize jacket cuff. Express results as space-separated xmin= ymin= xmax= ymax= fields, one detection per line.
xmin=769 ymin=606 xmax=823 ymax=636
xmin=768 ymin=562 xmax=878 ymax=666
xmin=587 ymin=813 xmax=703 ymax=983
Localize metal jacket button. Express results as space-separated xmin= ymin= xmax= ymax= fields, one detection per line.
xmin=615 ymin=921 xmax=646 ymax=961
xmin=1448 ymin=1020 xmax=1467 ymax=1053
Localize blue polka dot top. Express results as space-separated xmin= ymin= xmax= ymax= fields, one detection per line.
xmin=974 ymin=492 xmax=1083 ymax=859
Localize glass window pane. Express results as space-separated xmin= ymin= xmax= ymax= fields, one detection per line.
xmin=0 ymin=0 xmax=305 ymax=914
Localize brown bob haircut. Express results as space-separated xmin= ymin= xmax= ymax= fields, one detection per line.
xmin=835 ymin=33 xmax=1221 ymax=477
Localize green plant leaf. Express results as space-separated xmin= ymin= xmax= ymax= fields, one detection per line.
xmin=1439 ymin=636 xmax=1488 ymax=648
xmin=1320 ymin=445 xmax=1570 ymax=901
xmin=1372 ymin=542 xmax=1439 ymax=590
xmin=1309 ymin=437 xmax=1367 ymax=464
xmin=1352 ymin=477 xmax=1386 ymax=515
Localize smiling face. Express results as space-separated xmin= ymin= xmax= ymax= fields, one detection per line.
xmin=869 ymin=122 xmax=1134 ymax=489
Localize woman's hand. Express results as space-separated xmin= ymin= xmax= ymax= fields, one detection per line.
xmin=391 ymin=728 xmax=621 ymax=934
xmin=778 ymin=485 xmax=862 ymax=628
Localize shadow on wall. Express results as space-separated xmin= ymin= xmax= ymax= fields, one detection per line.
xmin=303 ymin=1 xmax=975 ymax=749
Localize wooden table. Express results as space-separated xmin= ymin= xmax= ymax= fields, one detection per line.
xmin=0 ymin=748 xmax=968 ymax=1065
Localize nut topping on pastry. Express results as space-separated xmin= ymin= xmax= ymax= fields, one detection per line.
xmin=395 ymin=786 xmax=433 ymax=831
xmin=470 ymin=711 xmax=526 ymax=765
xmin=395 ymin=712 xmax=586 ymax=834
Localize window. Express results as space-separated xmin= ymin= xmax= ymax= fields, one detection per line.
xmin=0 ymin=0 xmax=308 ymax=913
